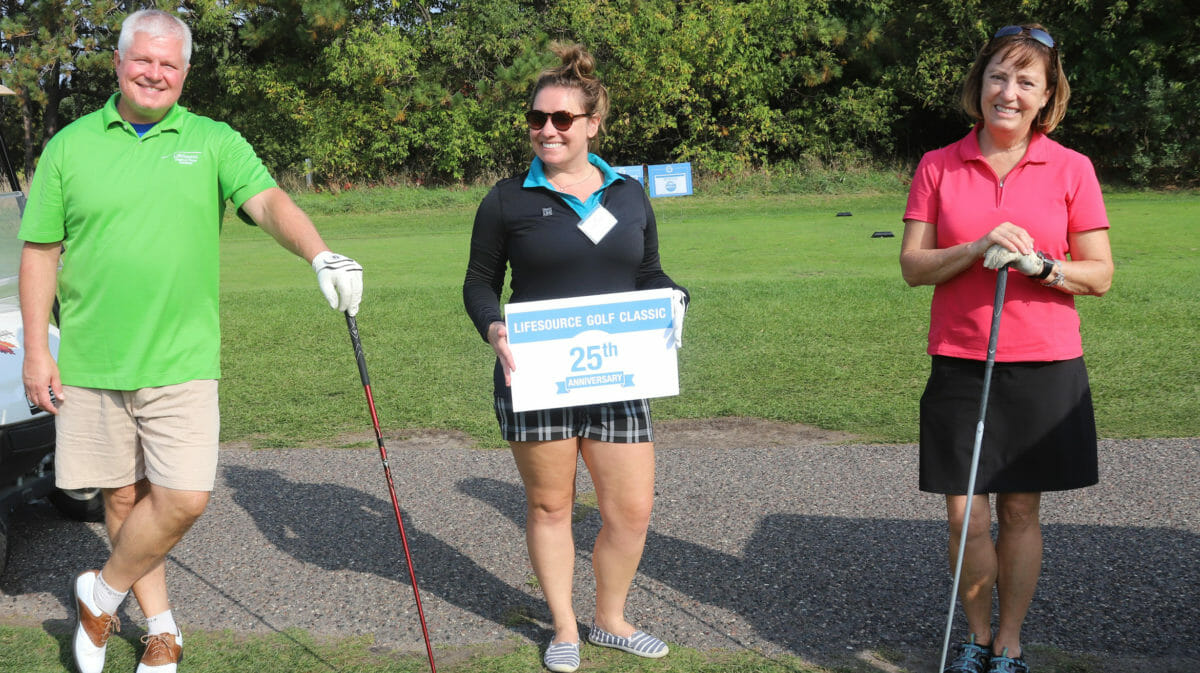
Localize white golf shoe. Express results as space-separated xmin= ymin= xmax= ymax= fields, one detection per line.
xmin=137 ymin=630 xmax=183 ymax=673
xmin=72 ymin=570 xmax=120 ymax=673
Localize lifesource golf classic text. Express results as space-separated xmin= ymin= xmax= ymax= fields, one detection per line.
xmin=510 ymin=307 xmax=668 ymax=335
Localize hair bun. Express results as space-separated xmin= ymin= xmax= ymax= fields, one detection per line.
xmin=551 ymin=42 xmax=596 ymax=80
xmin=530 ymin=42 xmax=610 ymax=133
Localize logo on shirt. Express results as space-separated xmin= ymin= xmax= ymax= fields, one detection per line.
xmin=542 ymin=207 xmax=553 ymax=217
xmin=0 ymin=330 xmax=17 ymax=355
xmin=164 ymin=151 xmax=202 ymax=165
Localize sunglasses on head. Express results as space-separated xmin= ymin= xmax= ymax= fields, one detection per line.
xmin=525 ymin=109 xmax=591 ymax=132
xmin=993 ymin=25 xmax=1056 ymax=49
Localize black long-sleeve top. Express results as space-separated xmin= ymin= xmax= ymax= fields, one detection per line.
xmin=463 ymin=172 xmax=688 ymax=395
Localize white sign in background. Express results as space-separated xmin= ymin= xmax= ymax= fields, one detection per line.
xmin=505 ymin=288 xmax=679 ymax=412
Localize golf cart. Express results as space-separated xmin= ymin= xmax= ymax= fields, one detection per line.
xmin=0 ymin=84 xmax=104 ymax=577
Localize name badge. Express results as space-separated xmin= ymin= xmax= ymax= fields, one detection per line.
xmin=577 ymin=205 xmax=618 ymax=244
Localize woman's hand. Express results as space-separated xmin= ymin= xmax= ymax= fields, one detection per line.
xmin=487 ymin=321 xmax=517 ymax=386
xmin=902 ymin=220 xmax=1035 ymax=286
xmin=977 ymin=221 xmax=1036 ymax=258
xmin=983 ymin=244 xmax=1043 ymax=275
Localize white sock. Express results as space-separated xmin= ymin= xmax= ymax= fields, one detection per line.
xmin=145 ymin=609 xmax=179 ymax=636
xmin=92 ymin=572 xmax=128 ymax=616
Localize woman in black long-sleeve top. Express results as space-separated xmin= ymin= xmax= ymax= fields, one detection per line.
xmin=463 ymin=43 xmax=687 ymax=673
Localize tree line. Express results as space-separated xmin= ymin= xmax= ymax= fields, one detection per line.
xmin=2 ymin=0 xmax=1197 ymax=187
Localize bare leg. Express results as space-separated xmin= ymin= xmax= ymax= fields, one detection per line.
xmin=99 ymin=483 xmax=209 ymax=600
xmin=102 ymin=481 xmax=169 ymax=617
xmin=580 ymin=440 xmax=655 ymax=638
xmin=992 ymin=492 xmax=1042 ymax=658
xmin=946 ymin=494 xmax=996 ymax=646
xmin=511 ymin=438 xmax=582 ymax=644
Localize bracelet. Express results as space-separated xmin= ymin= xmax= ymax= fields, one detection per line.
xmin=1040 ymin=259 xmax=1065 ymax=287
xmin=1034 ymin=252 xmax=1055 ymax=280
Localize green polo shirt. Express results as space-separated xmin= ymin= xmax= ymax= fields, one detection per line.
xmin=20 ymin=93 xmax=277 ymax=389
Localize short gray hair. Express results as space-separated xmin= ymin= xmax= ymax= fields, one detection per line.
xmin=118 ymin=9 xmax=192 ymax=64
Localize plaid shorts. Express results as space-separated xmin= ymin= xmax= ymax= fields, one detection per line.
xmin=494 ymin=397 xmax=654 ymax=443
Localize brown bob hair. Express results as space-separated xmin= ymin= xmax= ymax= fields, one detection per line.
xmin=960 ymin=23 xmax=1071 ymax=134
xmin=529 ymin=42 xmax=610 ymax=134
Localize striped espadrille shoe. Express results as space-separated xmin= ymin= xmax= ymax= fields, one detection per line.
xmin=543 ymin=640 xmax=580 ymax=672
xmin=587 ymin=624 xmax=668 ymax=658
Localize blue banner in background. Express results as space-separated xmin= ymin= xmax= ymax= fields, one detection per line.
xmin=507 ymin=298 xmax=672 ymax=344
xmin=648 ymin=162 xmax=693 ymax=197
xmin=613 ymin=165 xmax=646 ymax=184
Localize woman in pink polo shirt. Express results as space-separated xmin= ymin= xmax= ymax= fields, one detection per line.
xmin=901 ymin=23 xmax=1114 ymax=673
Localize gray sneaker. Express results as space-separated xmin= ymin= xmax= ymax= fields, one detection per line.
xmin=944 ymin=634 xmax=991 ymax=673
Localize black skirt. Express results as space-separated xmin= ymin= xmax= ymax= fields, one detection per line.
xmin=919 ymin=355 xmax=1099 ymax=495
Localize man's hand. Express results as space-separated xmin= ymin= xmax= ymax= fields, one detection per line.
xmin=23 ymin=350 xmax=63 ymax=415
xmin=311 ymin=251 xmax=363 ymax=316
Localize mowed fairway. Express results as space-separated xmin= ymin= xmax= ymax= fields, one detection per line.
xmin=216 ymin=188 xmax=1200 ymax=448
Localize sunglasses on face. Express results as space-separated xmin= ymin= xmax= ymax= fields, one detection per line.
xmin=525 ymin=109 xmax=591 ymax=132
xmin=993 ymin=25 xmax=1056 ymax=49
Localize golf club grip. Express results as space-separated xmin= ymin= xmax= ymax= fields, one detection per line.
xmin=345 ymin=312 xmax=371 ymax=386
xmin=987 ymin=266 xmax=1009 ymax=358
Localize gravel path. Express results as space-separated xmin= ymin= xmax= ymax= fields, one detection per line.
xmin=2 ymin=422 xmax=1197 ymax=671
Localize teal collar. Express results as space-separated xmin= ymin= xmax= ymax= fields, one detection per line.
xmin=524 ymin=154 xmax=624 ymax=218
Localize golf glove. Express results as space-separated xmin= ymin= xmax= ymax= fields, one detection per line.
xmin=983 ymin=244 xmax=1041 ymax=276
xmin=664 ymin=289 xmax=688 ymax=350
xmin=312 ymin=250 xmax=363 ymax=316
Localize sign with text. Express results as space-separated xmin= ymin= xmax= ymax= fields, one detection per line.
xmin=505 ymin=289 xmax=679 ymax=412
xmin=647 ymin=162 xmax=693 ymax=198
xmin=613 ymin=165 xmax=646 ymax=185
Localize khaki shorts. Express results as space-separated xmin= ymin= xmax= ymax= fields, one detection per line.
xmin=55 ymin=380 xmax=220 ymax=492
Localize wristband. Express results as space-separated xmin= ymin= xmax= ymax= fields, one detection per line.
xmin=1034 ymin=252 xmax=1055 ymax=280
xmin=1040 ymin=259 xmax=1065 ymax=287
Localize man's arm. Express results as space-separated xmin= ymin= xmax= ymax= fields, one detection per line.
xmin=240 ymin=186 xmax=329 ymax=263
xmin=20 ymin=242 xmax=64 ymax=413
xmin=240 ymin=187 xmax=364 ymax=315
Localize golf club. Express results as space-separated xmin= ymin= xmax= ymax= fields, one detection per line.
xmin=937 ymin=264 xmax=1009 ymax=672
xmin=345 ymin=311 xmax=437 ymax=673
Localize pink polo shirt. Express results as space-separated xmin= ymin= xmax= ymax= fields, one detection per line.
xmin=904 ymin=126 xmax=1109 ymax=362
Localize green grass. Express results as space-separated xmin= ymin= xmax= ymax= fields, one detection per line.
xmin=0 ymin=623 xmax=837 ymax=672
xmin=217 ymin=187 xmax=1200 ymax=447
xmin=0 ymin=622 xmax=1141 ymax=672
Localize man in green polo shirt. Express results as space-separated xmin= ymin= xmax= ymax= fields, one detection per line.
xmin=18 ymin=9 xmax=362 ymax=673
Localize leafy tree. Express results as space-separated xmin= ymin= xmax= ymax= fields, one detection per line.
xmin=0 ymin=0 xmax=121 ymax=177
xmin=3 ymin=0 xmax=1196 ymax=186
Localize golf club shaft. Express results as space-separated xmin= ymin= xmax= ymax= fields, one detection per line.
xmin=937 ymin=267 xmax=1008 ymax=672
xmin=345 ymin=312 xmax=437 ymax=673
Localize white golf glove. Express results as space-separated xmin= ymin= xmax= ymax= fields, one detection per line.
xmin=983 ymin=244 xmax=1041 ymax=276
xmin=664 ymin=289 xmax=688 ymax=350
xmin=311 ymin=250 xmax=363 ymax=316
